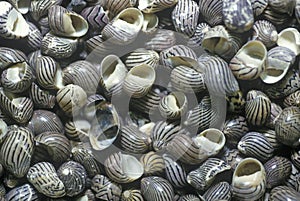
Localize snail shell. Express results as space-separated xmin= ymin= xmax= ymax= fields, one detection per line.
xmin=104 ymin=152 xmax=144 ymax=183
xmin=124 ymin=48 xmax=159 ymax=70
xmin=232 ymin=158 xmax=266 ymax=201
xmin=27 ymin=162 xmax=66 ymax=198
xmin=5 ymin=184 xmax=38 ymax=201
xmin=284 ymin=91 xmax=300 ymax=107
xmin=140 ymin=151 xmax=165 ymax=176
xmin=250 ymin=0 xmax=268 ymax=16
xmin=142 ymin=13 xmax=159 ymax=33
xmin=277 ymin=28 xmax=300 ymax=56
xmin=179 ymin=194 xmax=203 ymax=201
xmin=203 ymin=182 xmax=232 ymax=201
xmin=38 ymin=16 xmax=50 ymax=36
xmin=0 ymin=47 xmax=27 ymax=70
xmin=270 ymin=185 xmax=300 ymax=201
xmin=29 ymin=82 xmax=56 ymax=109
xmin=91 ymin=174 xmax=122 ymax=201
xmin=199 ymin=0 xmax=223 ymax=26
xmin=0 ymin=119 xmax=7 ymax=144
xmin=7 ymin=0 xmax=30 ymax=14
xmin=64 ymin=118 xmax=90 ymax=142
xmin=252 ymin=20 xmax=278 ymax=48
xmin=296 ymin=0 xmax=300 ymax=24
xmin=30 ymin=0 xmax=63 ymax=21
xmin=285 ymin=164 xmax=300 ymax=191
xmin=268 ymin=0 xmax=296 ymax=15
xmin=141 ymin=176 xmax=174 ymax=201
xmin=138 ymin=0 xmax=178 ymax=13
xmin=26 ymin=22 xmax=43 ymax=51
xmin=187 ymin=22 xmax=211 ymax=48
xmin=262 ymin=6 xmax=292 ymax=26
xmin=105 ymin=0 xmax=136 ymax=18
xmin=82 ymin=94 xmax=106 ymax=121
xmin=80 ymin=5 xmax=109 ymax=32
xmin=259 ymin=129 xmax=282 ymax=150
xmin=144 ymin=29 xmax=176 ymax=52
xmin=121 ymin=189 xmax=144 ymax=201
xmin=222 ymin=148 xmax=245 ymax=170
xmin=0 ymin=1 xmax=29 ymax=39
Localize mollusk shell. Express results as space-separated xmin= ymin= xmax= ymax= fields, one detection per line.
xmin=259 ymin=129 xmax=281 ymax=150
xmin=141 ymin=176 xmax=174 ymax=201
xmin=105 ymin=0 xmax=136 ymax=18
xmin=48 ymin=5 xmax=88 ymax=37
xmin=0 ymin=47 xmax=27 ymax=70
xmin=179 ymin=194 xmax=203 ymax=201
xmin=30 ymin=83 xmax=56 ymax=109
xmin=26 ymin=22 xmax=43 ymax=51
xmin=144 ymin=29 xmax=176 ymax=52
xmin=284 ymin=91 xmax=300 ymax=107
xmin=64 ymin=118 xmax=90 ymax=141
xmin=0 ymin=1 xmax=29 ymax=39
xmin=30 ymin=0 xmax=63 ymax=21
xmin=7 ymin=0 xmax=30 ymax=14
xmin=187 ymin=22 xmax=211 ymax=48
xmin=203 ymin=182 xmax=232 ymax=201
xmin=296 ymin=0 xmax=300 ymax=24
xmin=199 ymin=0 xmax=223 ymax=26
xmin=292 ymin=149 xmax=300 ymax=170
xmin=159 ymin=91 xmax=188 ymax=119
xmin=252 ymin=20 xmax=278 ymax=48
xmin=125 ymin=48 xmax=159 ymax=70
xmin=250 ymin=0 xmax=268 ymax=16
xmin=262 ymin=6 xmax=292 ymax=26
xmin=80 ymin=5 xmax=109 ymax=31
xmin=121 ymin=189 xmax=144 ymax=201
xmin=83 ymin=94 xmax=106 ymax=121
xmin=0 ymin=119 xmax=7 ymax=144
xmin=5 ymin=184 xmax=38 ymax=201
xmin=140 ymin=151 xmax=165 ymax=176
xmin=222 ymin=148 xmax=245 ymax=170
xmin=142 ymin=13 xmax=159 ymax=33
xmin=138 ymin=0 xmax=178 ymax=13
xmin=163 ymin=154 xmax=187 ymax=188
xmin=268 ymin=0 xmax=296 ymax=15
xmin=232 ymin=158 xmax=266 ymax=201
xmin=270 ymin=185 xmax=300 ymax=201
xmin=277 ymin=28 xmax=300 ymax=56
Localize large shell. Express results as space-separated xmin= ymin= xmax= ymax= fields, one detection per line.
xmin=264 ymin=156 xmax=292 ymax=188
xmin=252 ymin=20 xmax=278 ymax=48
xmin=230 ymin=40 xmax=267 ymax=80
xmin=198 ymin=0 xmax=222 ymax=26
xmin=270 ymin=185 xmax=300 ymax=201
xmin=163 ymin=154 xmax=187 ymax=188
xmin=277 ymin=28 xmax=300 ymax=56
xmin=141 ymin=176 xmax=174 ymax=201
xmin=80 ymin=5 xmax=109 ymax=31
xmin=122 ymin=189 xmax=144 ymax=201
xmin=140 ymin=151 xmax=165 ymax=176
xmin=187 ymin=158 xmax=231 ymax=191
xmin=0 ymin=1 xmax=29 ymax=39
xmin=0 ymin=126 xmax=34 ymax=178
xmin=91 ymin=174 xmax=122 ymax=201
xmin=203 ymin=181 xmax=232 ymax=201
xmin=0 ymin=47 xmax=27 ymax=70
xmin=144 ymin=29 xmax=176 ymax=52
xmin=30 ymin=0 xmax=63 ymax=21
xmin=238 ymin=132 xmax=274 ymax=162
xmin=232 ymin=158 xmax=266 ymax=201
xmin=105 ymin=0 xmax=136 ymax=18
xmin=104 ymin=152 xmax=144 ymax=183
xmin=57 ymin=161 xmax=87 ymax=197
xmin=27 ymin=162 xmax=66 ymax=198
xmin=30 ymin=82 xmax=56 ymax=109
xmin=5 ymin=184 xmax=39 ymax=201
xmin=124 ymin=48 xmax=159 ymax=70
xmin=159 ymin=92 xmax=188 ymax=119
xmin=275 ymin=106 xmax=300 ymax=147
xmin=223 ymin=0 xmax=254 ymax=32
xmin=138 ymin=0 xmax=178 ymax=13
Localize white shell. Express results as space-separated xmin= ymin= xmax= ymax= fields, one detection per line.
xmin=277 ymin=28 xmax=300 ymax=56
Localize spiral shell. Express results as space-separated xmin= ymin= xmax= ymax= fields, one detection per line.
xmin=80 ymin=5 xmax=109 ymax=31
xmin=262 ymin=6 xmax=292 ymax=26
xmin=187 ymin=158 xmax=231 ymax=191
xmin=269 ymin=0 xmax=296 ymax=15
xmin=141 ymin=176 xmax=174 ymax=201
xmin=57 ymin=161 xmax=87 ymax=197
xmin=0 ymin=47 xmax=27 ymax=70
xmin=188 ymin=22 xmax=211 ymax=48
xmin=163 ymin=154 xmax=187 ymax=188
xmin=159 ymin=92 xmax=188 ymax=119
xmin=30 ymin=82 xmax=56 ymax=109
xmin=0 ymin=1 xmax=29 ymax=39
xmin=122 ymin=189 xmax=144 ymax=201
xmin=140 ymin=151 xmax=165 ymax=176
xmin=253 ymin=20 xmax=278 ymax=48
xmin=124 ymin=48 xmax=159 ymax=70
xmin=284 ymin=91 xmax=300 ymax=107
xmin=277 ymin=28 xmax=300 ymax=56
xmin=232 ymin=158 xmax=266 ymax=201
xmin=138 ymin=0 xmax=178 ymax=13
xmin=27 ymin=162 xmax=65 ymax=198
xmin=260 ymin=129 xmax=281 ymax=150
xmin=5 ymin=184 xmax=38 ymax=201
xmin=203 ymin=182 xmax=232 ymax=201
xmin=270 ymin=185 xmax=300 ymax=201
xmin=179 ymin=194 xmax=203 ymax=201
xmin=223 ymin=116 xmax=249 ymax=147
xmin=30 ymin=0 xmax=63 ymax=21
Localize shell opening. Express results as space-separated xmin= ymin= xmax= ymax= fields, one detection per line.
xmin=203 ymin=37 xmax=231 ymax=55
xmin=114 ymin=8 xmax=143 ymax=31
xmin=277 ymin=29 xmax=300 ymax=55
xmin=166 ymin=92 xmax=186 ymax=111
xmin=237 ymin=41 xmax=266 ymax=67
xmin=142 ymin=13 xmax=158 ymax=32
xmin=122 ymin=154 xmax=144 ymax=179
xmin=7 ymin=9 xmax=29 ymax=37
xmin=16 ymin=0 xmax=31 ymax=14
xmin=63 ymin=13 xmax=88 ymax=37
xmin=6 ymin=62 xmax=26 ymax=83
xmin=127 ymin=64 xmax=155 ymax=86
xmin=234 ymin=159 xmax=263 ymax=187
xmin=194 ymin=129 xmax=225 ymax=154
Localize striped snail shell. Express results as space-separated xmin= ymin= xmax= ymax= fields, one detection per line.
xmin=105 ymin=0 xmax=136 ymax=18
xmin=222 ymin=115 xmax=249 ymax=147
xmin=277 ymin=28 xmax=300 ymax=56
xmin=0 ymin=1 xmax=29 ymax=39
xmin=259 ymin=129 xmax=282 ymax=150
xmin=163 ymin=154 xmax=188 ymax=188
xmin=138 ymin=0 xmax=178 ymax=13
xmin=63 ymin=60 xmax=100 ymax=95
xmin=104 ymin=152 xmax=144 ymax=183
xmin=203 ymin=182 xmax=232 ymax=201
xmin=27 ymin=109 xmax=64 ymax=136
xmin=120 ymin=125 xmax=151 ymax=154
xmin=80 ymin=189 xmax=96 ymax=201
xmin=142 ymin=13 xmax=159 ymax=33
xmin=34 ymin=131 xmax=72 ymax=164
xmin=141 ymin=176 xmax=174 ymax=201
xmin=252 ymin=20 xmax=278 ymax=48
xmin=270 ymin=185 xmax=300 ymax=201
xmin=41 ymin=32 xmax=78 ymax=59
xmin=264 ymin=156 xmax=292 ymax=188
xmin=291 ymin=149 xmax=300 ymax=170
xmin=268 ymin=0 xmax=296 ymax=15
xmin=27 ymin=162 xmax=66 ymax=198
xmin=64 ymin=118 xmax=91 ymax=142
xmin=56 ymin=84 xmax=87 ymax=117
xmin=187 ymin=158 xmax=231 ymax=191
xmin=80 ymin=5 xmax=109 ymax=32
xmin=5 ymin=184 xmax=38 ymax=201
xmin=0 ymin=119 xmax=7 ymax=144
xmin=0 ymin=126 xmax=34 ymax=178
xmin=199 ymin=0 xmax=223 ymax=26
xmin=223 ymin=0 xmax=254 ymax=32
xmin=187 ymin=22 xmax=211 ymax=48
xmin=121 ymin=189 xmax=144 ymax=201
xmin=275 ymin=106 xmax=300 ymax=147
xmin=296 ymin=0 xmax=300 ymax=24
xmin=48 ymin=5 xmax=89 ymax=38
xmin=262 ymin=6 xmax=292 ymax=26
xmin=28 ymin=50 xmax=42 ymax=72
xmin=250 ymin=0 xmax=268 ymax=16
xmin=38 ymin=16 xmax=50 ymax=36
xmin=285 ymin=164 xmax=300 ymax=191
xmin=29 ymin=82 xmax=56 ymax=109
xmin=140 ymin=151 xmax=165 ymax=176
xmin=30 ymin=0 xmax=63 ymax=21
xmin=170 ymin=65 xmax=206 ymax=93
xmin=238 ymin=132 xmax=274 ymax=162
xmin=0 ymin=47 xmax=27 ymax=70
xmin=26 ymin=22 xmax=43 ymax=51
xmin=91 ymin=174 xmax=122 ymax=201
xmin=230 ymin=40 xmax=267 ymax=80
xmin=57 ymin=161 xmax=87 ymax=197
xmin=124 ymin=48 xmax=159 ymax=70
xmin=83 ymin=94 xmax=106 ymax=121
xmin=226 ymin=89 xmax=245 ymax=114
xmin=233 ymin=158 xmax=266 ymax=200
xmin=1 ymin=62 xmax=33 ymax=93
xmin=179 ymin=194 xmax=203 ymax=201
xmin=144 ymin=29 xmax=176 ymax=52
xmin=171 ymin=0 xmax=199 ymax=37
xmin=245 ymin=90 xmax=271 ymax=126
xmin=123 ymin=64 xmax=156 ymax=98
xmin=101 ymin=8 xmax=144 ymax=45
xmin=222 ymin=148 xmax=245 ymax=170
xmin=7 ymin=0 xmax=30 ymax=14
xmin=284 ymin=91 xmax=300 ymax=107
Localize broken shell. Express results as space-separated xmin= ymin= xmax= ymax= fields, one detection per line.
xmin=140 ymin=151 xmax=165 ymax=176
xmin=277 ymin=28 xmax=300 ymax=56
xmin=138 ymin=0 xmax=178 ymax=13
xmin=124 ymin=48 xmax=159 ymax=70
xmin=252 ymin=20 xmax=278 ymax=48
xmin=159 ymin=91 xmax=188 ymax=119
xmin=141 ymin=176 xmax=174 ymax=201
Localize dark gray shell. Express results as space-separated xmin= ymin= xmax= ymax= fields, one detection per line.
xmin=285 ymin=164 xmax=300 ymax=191
xmin=268 ymin=0 xmax=296 ymax=15
xmin=5 ymin=184 xmax=39 ymax=201
xmin=163 ymin=154 xmax=187 ymax=188
xmin=203 ymin=182 xmax=232 ymax=201
xmin=262 ymin=6 xmax=292 ymax=26
xmin=91 ymin=174 xmax=122 ymax=201
xmin=284 ymin=90 xmax=300 ymax=107
xmin=30 ymin=82 xmax=56 ymax=109
xmin=270 ymin=186 xmax=300 ymax=201
xmin=57 ymin=161 xmax=87 ymax=197
xmin=296 ymin=0 xmax=300 ymax=24
xmin=141 ymin=176 xmax=174 ymax=201
xmin=179 ymin=194 xmax=202 ymax=201
xmin=140 ymin=151 xmax=165 ymax=176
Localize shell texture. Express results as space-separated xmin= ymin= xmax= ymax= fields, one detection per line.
xmin=5 ymin=184 xmax=38 ymax=201
xmin=199 ymin=0 xmax=223 ymax=26
xmin=203 ymin=182 xmax=232 ymax=201
xmin=163 ymin=154 xmax=187 ymax=188
xmin=140 ymin=151 xmax=165 ymax=176
xmin=138 ymin=0 xmax=178 ymax=13
xmin=250 ymin=0 xmax=268 ymax=16
xmin=253 ymin=20 xmax=278 ymax=48
xmin=141 ymin=176 xmax=174 ymax=201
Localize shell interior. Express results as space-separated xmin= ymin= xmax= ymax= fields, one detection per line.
xmin=6 ymin=62 xmax=26 ymax=83
xmin=194 ymin=129 xmax=225 ymax=154
xmin=277 ymin=28 xmax=300 ymax=55
xmin=53 ymin=67 xmax=64 ymax=89
xmin=126 ymin=64 xmax=155 ymax=86
xmin=113 ymin=8 xmax=143 ymax=32
xmin=165 ymin=92 xmax=186 ymax=111
xmin=236 ymin=41 xmax=266 ymax=68
xmin=7 ymin=9 xmax=29 ymax=38
xmin=63 ymin=13 xmax=89 ymax=37
xmin=260 ymin=59 xmax=290 ymax=84
xmin=122 ymin=154 xmax=144 ymax=180
xmin=142 ymin=13 xmax=158 ymax=32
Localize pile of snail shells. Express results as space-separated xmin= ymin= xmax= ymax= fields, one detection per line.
xmin=1 ymin=0 xmax=300 ymax=200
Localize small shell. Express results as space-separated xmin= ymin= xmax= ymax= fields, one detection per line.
xmin=124 ymin=48 xmax=159 ymax=70
xmin=222 ymin=148 xmax=245 ymax=170
xmin=65 ymin=119 xmax=90 ymax=141
xmin=238 ymin=132 xmax=274 ymax=161
xmin=27 ymin=162 xmax=66 ymax=198
xmin=245 ymin=90 xmax=271 ymax=126
xmin=138 ymin=0 xmax=178 ymax=13
xmin=0 ymin=119 xmax=7 ymax=144
xmin=7 ymin=0 xmax=30 ymax=14
xmin=30 ymin=0 xmax=63 ymax=21
xmin=163 ymin=154 xmax=187 ymax=188
xmin=203 ymin=182 xmax=232 ymax=201
xmin=142 ymin=13 xmax=159 ymax=33
xmin=252 ymin=20 xmax=278 ymax=48
xmin=38 ymin=16 xmax=50 ymax=36
xmin=230 ymin=40 xmax=267 ymax=80
xmin=41 ymin=32 xmax=78 ymax=59
xmin=91 ymin=174 xmax=122 ymax=201
xmin=5 ymin=184 xmax=38 ymax=201
xmin=270 ymin=186 xmax=300 ymax=201
xmin=123 ymin=64 xmax=156 ymax=98
xmin=0 ymin=126 xmax=34 ymax=178
xmin=0 ymin=47 xmax=27 ymax=70
xmin=187 ymin=158 xmax=231 ymax=191
xmin=80 ymin=5 xmax=109 ymax=31
xmin=141 ymin=176 xmax=174 ymax=201
xmin=56 ymin=84 xmax=87 ymax=116
xmin=104 ymin=152 xmax=144 ymax=183
xmin=159 ymin=92 xmax=188 ymax=119
xmin=0 ymin=1 xmax=30 ymax=39
xmin=57 ymin=161 xmax=87 ymax=197
xmin=171 ymin=0 xmax=199 ymax=37
xmin=223 ymin=0 xmax=254 ymax=32
xmin=122 ymin=189 xmax=144 ymax=201
xmin=29 ymin=82 xmax=56 ymax=109
xmin=105 ymin=0 xmax=136 ymax=18
xmin=199 ymin=0 xmax=223 ymax=26
xmin=264 ymin=156 xmax=292 ymax=188
xmin=232 ymin=158 xmax=266 ymax=201
xmin=277 ymin=28 xmax=300 ymax=56
xmin=34 ymin=132 xmax=71 ymax=164
xmin=284 ymin=91 xmax=300 ymax=107
xmin=27 ymin=109 xmax=64 ymax=135
xmin=250 ymin=0 xmax=268 ymax=16
xmin=140 ymin=151 xmax=165 ymax=176
xmin=144 ymin=29 xmax=176 ymax=52
xmin=285 ymin=164 xmax=300 ymax=191
xmin=275 ymin=106 xmax=300 ymax=147
xmin=268 ymin=0 xmax=296 ymax=15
